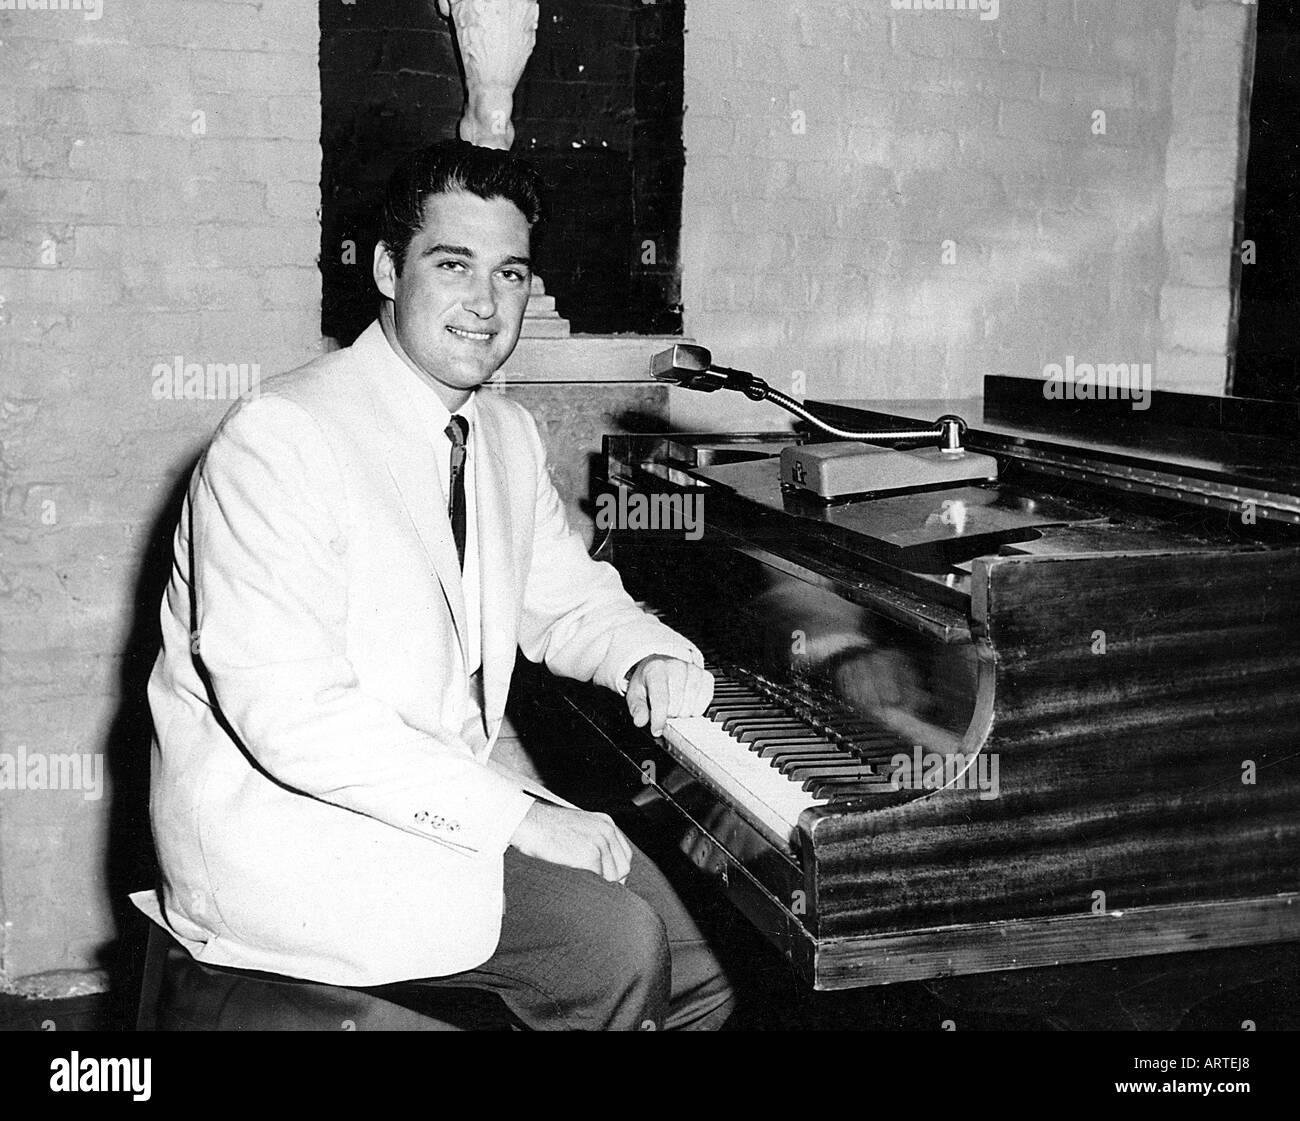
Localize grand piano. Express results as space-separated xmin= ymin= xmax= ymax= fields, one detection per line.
xmin=555 ymin=366 xmax=1300 ymax=994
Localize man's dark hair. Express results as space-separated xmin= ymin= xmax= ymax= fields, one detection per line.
xmin=378 ymin=140 xmax=545 ymax=275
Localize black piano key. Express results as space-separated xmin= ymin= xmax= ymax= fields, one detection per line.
xmin=735 ymin=723 xmax=813 ymax=743
xmin=726 ymin=713 xmax=803 ymax=724
xmin=720 ymin=712 xmax=791 ymax=733
xmin=775 ymin=754 xmax=850 ymax=774
xmin=754 ymin=743 xmax=842 ymax=759
xmin=766 ymin=741 xmax=840 ymax=757
xmin=785 ymin=756 xmax=877 ymax=774
xmin=709 ymin=711 xmax=784 ymax=728
xmin=739 ymin=731 xmax=822 ymax=749
xmin=747 ymin=734 xmax=830 ymax=752
xmin=704 ymin=698 xmax=769 ymax=718
xmin=787 ymin=763 xmax=881 ymax=782
xmin=710 ymin=705 xmax=783 ymax=720
xmin=727 ymin=719 xmax=811 ymax=737
xmin=758 ymin=741 xmax=841 ymax=760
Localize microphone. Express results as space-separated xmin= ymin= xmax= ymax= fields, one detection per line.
xmin=649 ymin=344 xmax=768 ymax=399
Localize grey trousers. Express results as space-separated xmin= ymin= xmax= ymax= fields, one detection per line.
xmin=423 ymin=844 xmax=735 ymax=1031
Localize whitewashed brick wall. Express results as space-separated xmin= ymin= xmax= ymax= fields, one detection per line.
xmin=0 ymin=0 xmax=322 ymax=987
xmin=679 ymin=0 xmax=1251 ymax=431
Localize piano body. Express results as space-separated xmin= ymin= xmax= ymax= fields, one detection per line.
xmin=563 ymin=375 xmax=1300 ymax=991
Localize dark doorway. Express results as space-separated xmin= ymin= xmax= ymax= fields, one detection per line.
xmin=1234 ymin=0 xmax=1300 ymax=402
xmin=319 ymin=0 xmax=684 ymax=345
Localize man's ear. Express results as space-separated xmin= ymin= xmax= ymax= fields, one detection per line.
xmin=373 ymin=241 xmax=398 ymax=300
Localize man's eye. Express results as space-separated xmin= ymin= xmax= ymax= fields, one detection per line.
xmin=500 ymin=270 xmax=527 ymax=283
xmin=437 ymin=260 xmax=467 ymax=272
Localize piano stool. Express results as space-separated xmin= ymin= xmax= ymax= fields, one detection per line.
xmin=134 ymin=912 xmax=518 ymax=1032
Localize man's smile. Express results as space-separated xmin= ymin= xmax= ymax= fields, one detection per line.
xmin=446 ymin=325 xmax=495 ymax=342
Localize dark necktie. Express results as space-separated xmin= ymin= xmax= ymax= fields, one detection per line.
xmin=445 ymin=414 xmax=469 ymax=570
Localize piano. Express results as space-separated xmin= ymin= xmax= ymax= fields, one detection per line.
xmin=556 ymin=373 xmax=1300 ymax=992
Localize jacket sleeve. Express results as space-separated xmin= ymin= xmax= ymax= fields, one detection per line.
xmin=189 ymin=394 xmax=534 ymax=858
xmin=514 ymin=411 xmax=703 ymax=690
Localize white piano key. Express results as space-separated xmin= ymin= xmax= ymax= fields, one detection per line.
xmin=660 ymin=716 xmax=829 ymax=847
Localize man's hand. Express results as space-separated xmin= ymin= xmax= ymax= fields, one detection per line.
xmin=625 ymin=655 xmax=714 ymax=738
xmin=509 ymin=802 xmax=633 ymax=882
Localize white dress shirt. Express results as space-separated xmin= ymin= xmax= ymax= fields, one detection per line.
xmin=394 ymin=369 xmax=482 ymax=678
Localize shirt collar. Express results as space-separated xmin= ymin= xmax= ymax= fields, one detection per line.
xmin=372 ymin=321 xmax=478 ymax=442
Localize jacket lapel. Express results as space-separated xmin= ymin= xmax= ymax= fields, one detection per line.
xmin=350 ymin=324 xmax=469 ymax=670
xmin=473 ymin=399 xmax=520 ymax=730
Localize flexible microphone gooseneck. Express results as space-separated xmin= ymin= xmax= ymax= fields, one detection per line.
xmin=650 ymin=344 xmax=967 ymax=453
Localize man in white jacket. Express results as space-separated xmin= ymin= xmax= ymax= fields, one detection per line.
xmin=146 ymin=141 xmax=733 ymax=1030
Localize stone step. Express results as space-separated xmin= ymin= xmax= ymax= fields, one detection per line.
xmin=519 ymin=317 xmax=570 ymax=338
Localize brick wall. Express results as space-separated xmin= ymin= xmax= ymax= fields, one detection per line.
xmin=676 ymin=0 xmax=1252 ymax=432
xmin=0 ymin=1 xmax=321 ymax=990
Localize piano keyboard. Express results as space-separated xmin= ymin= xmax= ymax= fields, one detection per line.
xmin=656 ymin=645 xmax=915 ymax=846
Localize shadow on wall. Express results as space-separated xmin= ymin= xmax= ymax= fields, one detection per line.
xmin=95 ymin=462 xmax=197 ymax=1028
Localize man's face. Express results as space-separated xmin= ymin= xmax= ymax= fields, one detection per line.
xmin=374 ymin=189 xmax=532 ymax=405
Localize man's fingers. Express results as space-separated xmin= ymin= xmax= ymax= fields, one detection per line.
xmin=609 ymin=824 xmax=633 ymax=873
xmin=663 ymin=662 xmax=684 ymax=721
xmin=585 ymin=814 xmax=630 ymax=882
xmin=596 ymin=814 xmax=633 ymax=875
xmin=602 ymin=837 xmax=630 ymax=883
xmin=598 ymin=840 xmax=618 ymax=882
xmin=612 ymin=840 xmax=631 ymax=882
xmin=645 ymin=661 xmax=678 ymax=736
xmin=579 ymin=840 xmax=605 ymax=878
xmin=625 ymin=674 xmax=650 ymax=727
xmin=687 ymin=667 xmax=714 ymax=715
xmin=628 ymin=658 xmax=716 ymax=734
xmin=638 ymin=662 xmax=662 ymax=735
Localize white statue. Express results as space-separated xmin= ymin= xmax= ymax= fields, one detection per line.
xmin=437 ymin=0 xmax=540 ymax=151
xmin=437 ymin=0 xmax=566 ymax=334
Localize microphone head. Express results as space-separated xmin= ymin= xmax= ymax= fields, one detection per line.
xmin=650 ymin=344 xmax=726 ymax=391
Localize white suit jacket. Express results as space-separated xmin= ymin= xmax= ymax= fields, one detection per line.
xmin=145 ymin=321 xmax=700 ymax=986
